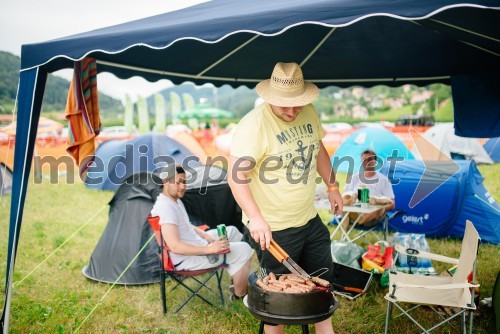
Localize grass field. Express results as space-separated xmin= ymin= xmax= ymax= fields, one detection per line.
xmin=0 ymin=164 xmax=498 ymax=333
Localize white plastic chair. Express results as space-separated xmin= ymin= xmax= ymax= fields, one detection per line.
xmin=384 ymin=220 xmax=480 ymax=334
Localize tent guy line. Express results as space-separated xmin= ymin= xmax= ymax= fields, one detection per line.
xmin=74 ymin=233 xmax=156 ymax=334
xmin=12 ymin=205 xmax=107 ymax=288
xmin=18 ymin=3 xmax=498 ymax=73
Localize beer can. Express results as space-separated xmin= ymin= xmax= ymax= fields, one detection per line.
xmin=360 ymin=188 xmax=370 ymax=204
xmin=216 ymin=224 xmax=227 ymax=239
xmin=360 ymin=187 xmax=370 ymax=209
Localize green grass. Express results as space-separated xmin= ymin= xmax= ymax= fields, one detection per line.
xmin=367 ymin=105 xmax=414 ymax=122
xmin=434 ymin=99 xmax=454 ymax=122
xmin=0 ymin=165 xmax=498 ymax=333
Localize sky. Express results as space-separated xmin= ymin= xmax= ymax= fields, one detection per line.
xmin=0 ymin=0 xmax=209 ymax=101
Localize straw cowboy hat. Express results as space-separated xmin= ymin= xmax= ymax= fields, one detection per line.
xmin=256 ymin=62 xmax=319 ymax=107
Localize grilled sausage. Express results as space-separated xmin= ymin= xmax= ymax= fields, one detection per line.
xmin=311 ymin=276 xmax=331 ymax=287
xmin=286 ymin=276 xmax=307 ymax=284
xmin=284 ymin=287 xmax=304 ymax=293
xmin=305 ymin=279 xmax=316 ymax=287
xmin=270 ymin=281 xmax=291 ymax=289
xmin=262 ymin=284 xmax=282 ymax=292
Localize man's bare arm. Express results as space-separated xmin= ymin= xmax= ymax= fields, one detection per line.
xmin=228 ymin=155 xmax=271 ymax=250
xmin=317 ymin=141 xmax=343 ymax=215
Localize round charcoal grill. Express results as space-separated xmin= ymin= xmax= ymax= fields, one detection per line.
xmin=244 ymin=272 xmax=340 ymax=333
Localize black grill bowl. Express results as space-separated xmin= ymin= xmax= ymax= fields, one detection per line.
xmin=246 ymin=272 xmax=339 ymax=319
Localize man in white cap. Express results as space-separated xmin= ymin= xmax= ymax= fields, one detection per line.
xmin=229 ymin=62 xmax=342 ymax=334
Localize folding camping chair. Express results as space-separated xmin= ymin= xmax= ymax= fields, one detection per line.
xmin=331 ymin=208 xmax=402 ymax=243
xmin=384 ymin=220 xmax=480 ymax=334
xmin=147 ymin=215 xmax=226 ymax=314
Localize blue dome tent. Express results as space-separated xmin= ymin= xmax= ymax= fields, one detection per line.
xmin=484 ymin=137 xmax=500 ymax=162
xmin=332 ymin=127 xmax=414 ymax=173
xmin=381 ymin=160 xmax=500 ymax=244
xmin=85 ymin=134 xmax=200 ymax=191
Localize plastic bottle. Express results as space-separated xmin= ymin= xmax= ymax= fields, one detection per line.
xmin=418 ymin=235 xmax=432 ymax=268
xmin=394 ymin=233 xmax=408 ymax=267
xmin=407 ymin=234 xmax=420 ymax=267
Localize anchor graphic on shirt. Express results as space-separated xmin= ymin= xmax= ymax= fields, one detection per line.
xmin=294 ymin=140 xmax=309 ymax=171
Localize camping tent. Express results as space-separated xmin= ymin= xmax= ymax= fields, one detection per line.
xmin=85 ymin=134 xmax=200 ymax=191
xmin=332 ymin=127 xmax=414 ymax=173
xmin=411 ymin=123 xmax=494 ymax=164
xmin=381 ymin=160 xmax=500 ymax=244
xmin=0 ymin=163 xmax=13 ymax=196
xmin=82 ymin=168 xmax=243 ymax=285
xmin=182 ymin=165 xmax=244 ymax=231
xmin=5 ymin=0 xmax=500 ymax=330
xmin=82 ymin=172 xmax=162 ymax=284
xmin=484 ymin=137 xmax=500 ymax=163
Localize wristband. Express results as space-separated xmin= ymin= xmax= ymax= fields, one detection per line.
xmin=326 ymin=183 xmax=339 ymax=193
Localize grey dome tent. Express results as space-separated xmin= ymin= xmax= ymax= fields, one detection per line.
xmin=83 ymin=166 xmax=243 ymax=284
xmin=182 ymin=165 xmax=244 ymax=232
xmin=0 ymin=162 xmax=13 ymax=196
xmin=82 ymin=172 xmax=162 ymax=284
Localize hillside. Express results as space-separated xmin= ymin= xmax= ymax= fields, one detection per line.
xmin=0 ymin=51 xmax=124 ymax=116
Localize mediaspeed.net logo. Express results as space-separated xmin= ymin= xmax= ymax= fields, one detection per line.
xmin=407 ymin=129 xmax=461 ymax=208
xmin=28 ymin=128 xmax=461 ymax=205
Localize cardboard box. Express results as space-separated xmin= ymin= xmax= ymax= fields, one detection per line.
xmin=331 ymin=262 xmax=373 ymax=300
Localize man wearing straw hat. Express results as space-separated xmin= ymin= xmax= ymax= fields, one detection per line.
xmin=229 ymin=62 xmax=342 ymax=334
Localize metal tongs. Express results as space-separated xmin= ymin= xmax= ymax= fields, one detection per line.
xmin=267 ymin=239 xmax=311 ymax=279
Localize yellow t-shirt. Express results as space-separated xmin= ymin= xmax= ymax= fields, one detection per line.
xmin=230 ymin=103 xmax=325 ymax=231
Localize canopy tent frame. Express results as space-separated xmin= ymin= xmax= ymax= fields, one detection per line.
xmin=3 ymin=1 xmax=500 ymax=332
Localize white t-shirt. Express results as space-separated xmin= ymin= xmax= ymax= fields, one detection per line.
xmin=150 ymin=193 xmax=208 ymax=265
xmin=344 ymin=172 xmax=395 ymax=199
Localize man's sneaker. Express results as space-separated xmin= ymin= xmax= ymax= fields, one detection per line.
xmin=228 ymin=285 xmax=245 ymax=302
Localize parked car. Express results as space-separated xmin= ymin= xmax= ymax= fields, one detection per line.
xmin=96 ymin=126 xmax=139 ymax=144
xmin=395 ymin=115 xmax=435 ymax=127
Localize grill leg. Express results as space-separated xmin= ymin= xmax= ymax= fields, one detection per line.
xmin=301 ymin=324 xmax=309 ymax=334
xmin=259 ymin=321 xmax=264 ymax=334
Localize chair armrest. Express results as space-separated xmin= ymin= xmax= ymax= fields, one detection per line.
xmin=394 ymin=244 xmax=459 ymax=265
xmin=394 ymin=282 xmax=479 ymax=290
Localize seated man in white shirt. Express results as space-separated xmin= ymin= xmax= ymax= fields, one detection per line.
xmin=343 ymin=150 xmax=395 ymax=227
xmin=151 ymin=165 xmax=254 ymax=300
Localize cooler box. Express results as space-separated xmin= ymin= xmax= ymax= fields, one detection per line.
xmin=331 ymin=262 xmax=373 ymax=300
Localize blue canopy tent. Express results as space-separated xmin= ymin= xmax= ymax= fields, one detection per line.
xmin=332 ymin=127 xmax=414 ymax=173
xmin=85 ymin=134 xmax=200 ymax=191
xmin=4 ymin=0 xmax=500 ymax=330
xmin=381 ymin=160 xmax=500 ymax=244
